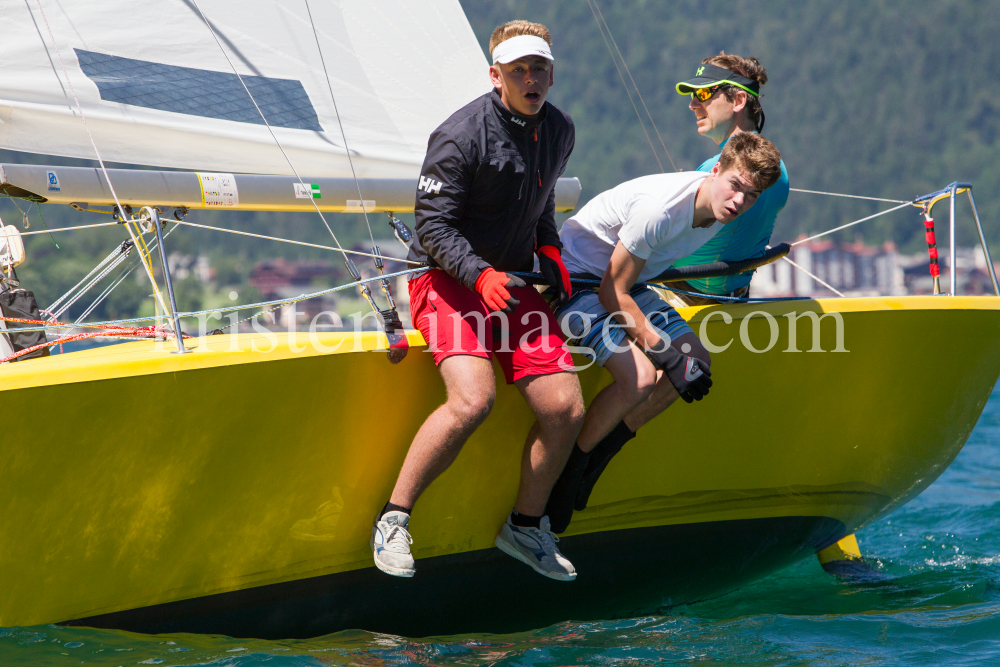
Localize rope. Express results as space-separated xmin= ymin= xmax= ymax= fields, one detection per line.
xmin=791 ymin=201 xmax=914 ymax=246
xmin=587 ymin=0 xmax=678 ymax=172
xmin=31 ymin=0 xmax=168 ymax=315
xmin=170 ymin=219 xmax=422 ymax=265
xmin=0 ymin=320 xmax=188 ymax=363
xmin=789 ymin=188 xmax=908 ymax=204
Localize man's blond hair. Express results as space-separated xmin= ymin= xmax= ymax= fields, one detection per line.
xmin=489 ymin=20 xmax=552 ymax=54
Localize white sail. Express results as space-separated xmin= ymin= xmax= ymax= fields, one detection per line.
xmin=0 ymin=0 xmax=491 ymax=178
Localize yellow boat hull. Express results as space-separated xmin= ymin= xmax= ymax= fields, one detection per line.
xmin=1 ymin=296 xmax=998 ymax=637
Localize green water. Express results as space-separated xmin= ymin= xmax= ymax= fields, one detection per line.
xmin=4 ymin=385 xmax=1000 ymax=666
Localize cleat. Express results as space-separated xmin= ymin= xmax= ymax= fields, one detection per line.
xmin=495 ymin=515 xmax=577 ymax=581
xmin=371 ymin=511 xmax=415 ymax=577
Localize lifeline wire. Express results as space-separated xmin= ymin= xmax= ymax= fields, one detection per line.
xmin=5 ymin=266 xmax=427 ymax=335
xmin=30 ymin=0 xmax=169 ymax=315
xmin=171 ymin=220 xmax=422 ymax=264
xmin=588 ymin=0 xmax=678 ymax=172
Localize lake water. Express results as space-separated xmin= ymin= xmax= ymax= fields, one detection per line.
xmin=4 ymin=384 xmax=1000 ymax=666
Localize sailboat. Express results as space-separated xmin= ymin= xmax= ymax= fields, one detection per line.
xmin=2 ymin=0 xmax=1000 ymax=640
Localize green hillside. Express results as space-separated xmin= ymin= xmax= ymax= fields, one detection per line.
xmin=1 ymin=0 xmax=996 ymax=318
xmin=463 ymin=0 xmax=1000 ymax=249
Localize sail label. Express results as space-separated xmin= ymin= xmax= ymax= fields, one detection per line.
xmin=197 ymin=173 xmax=238 ymax=208
xmin=295 ymin=183 xmax=321 ymax=199
xmin=345 ymin=200 xmax=376 ymax=212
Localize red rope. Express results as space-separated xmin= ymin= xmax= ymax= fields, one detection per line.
xmin=0 ymin=315 xmax=189 ymax=363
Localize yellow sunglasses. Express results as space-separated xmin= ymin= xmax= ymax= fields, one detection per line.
xmin=691 ymin=85 xmax=725 ymax=102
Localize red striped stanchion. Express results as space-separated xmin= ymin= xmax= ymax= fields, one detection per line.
xmin=923 ymin=209 xmax=942 ymax=295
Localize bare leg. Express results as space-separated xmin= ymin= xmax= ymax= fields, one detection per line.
xmin=623 ymin=332 xmax=710 ymax=431
xmin=389 ymin=355 xmax=496 ymax=508
xmin=576 ymin=341 xmax=657 ymax=452
xmin=512 ymin=372 xmax=586 ymax=516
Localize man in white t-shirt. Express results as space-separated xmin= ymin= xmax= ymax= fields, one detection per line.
xmin=544 ymin=132 xmax=783 ymax=532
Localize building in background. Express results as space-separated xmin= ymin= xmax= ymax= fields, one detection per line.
xmin=751 ymin=235 xmax=998 ymax=297
xmin=248 ymin=240 xmax=412 ymax=330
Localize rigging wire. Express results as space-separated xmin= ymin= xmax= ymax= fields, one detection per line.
xmin=171 ymin=220 xmax=422 ymax=264
xmin=791 ymin=201 xmax=914 ymax=246
xmin=45 ymin=241 xmax=131 ymax=319
xmin=585 ymin=0 xmax=665 ymax=173
xmin=588 ymin=0 xmax=679 ymax=172
xmin=767 ymin=246 xmax=845 ymax=297
xmin=30 ymin=0 xmax=169 ymax=316
xmin=303 ymin=0 xmax=377 ymax=249
xmin=302 ymin=0 xmax=404 ymax=350
xmin=14 ymin=220 xmax=121 ymax=236
xmin=789 ymin=188 xmax=908 ymax=204
xmin=583 ymin=3 xmax=920 ymax=297
xmin=187 ymin=0 xmax=355 ymax=264
xmin=74 ymin=225 xmax=178 ymax=325
xmin=188 ymin=0 xmax=397 ymax=331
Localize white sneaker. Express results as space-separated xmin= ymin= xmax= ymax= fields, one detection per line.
xmin=495 ymin=515 xmax=577 ymax=581
xmin=371 ymin=511 xmax=415 ymax=577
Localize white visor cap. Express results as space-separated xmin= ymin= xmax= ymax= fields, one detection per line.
xmin=491 ymin=35 xmax=554 ymax=65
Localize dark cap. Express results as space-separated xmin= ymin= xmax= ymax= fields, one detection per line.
xmin=676 ymin=63 xmax=760 ymax=97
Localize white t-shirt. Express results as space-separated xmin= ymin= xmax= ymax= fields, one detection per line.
xmin=560 ymin=172 xmax=719 ymax=282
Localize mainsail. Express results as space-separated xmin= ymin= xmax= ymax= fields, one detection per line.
xmin=0 ymin=0 xmax=491 ymax=179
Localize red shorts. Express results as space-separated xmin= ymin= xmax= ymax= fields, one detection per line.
xmin=408 ymin=269 xmax=573 ymax=384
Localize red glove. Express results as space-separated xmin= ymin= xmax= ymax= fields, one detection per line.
xmin=475 ymin=268 xmax=526 ymax=314
xmin=538 ymin=245 xmax=572 ymax=307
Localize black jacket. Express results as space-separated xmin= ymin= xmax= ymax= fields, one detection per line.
xmin=407 ymin=90 xmax=575 ymax=290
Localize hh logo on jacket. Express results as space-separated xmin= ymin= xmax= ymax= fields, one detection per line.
xmin=419 ymin=175 xmax=443 ymax=194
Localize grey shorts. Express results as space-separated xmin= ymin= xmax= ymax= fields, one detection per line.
xmin=554 ymin=287 xmax=694 ymax=366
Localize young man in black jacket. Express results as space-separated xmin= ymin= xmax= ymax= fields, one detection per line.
xmin=371 ymin=21 xmax=585 ymax=581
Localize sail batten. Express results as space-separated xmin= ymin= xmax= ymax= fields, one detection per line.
xmin=0 ymin=0 xmax=492 ymax=178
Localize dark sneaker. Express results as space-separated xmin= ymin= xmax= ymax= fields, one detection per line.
xmin=495 ymin=515 xmax=577 ymax=581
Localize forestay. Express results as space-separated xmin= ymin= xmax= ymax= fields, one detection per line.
xmin=0 ymin=0 xmax=491 ymax=178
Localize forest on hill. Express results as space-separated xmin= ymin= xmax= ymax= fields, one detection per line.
xmin=1 ymin=0 xmax=996 ymax=319
xmin=462 ymin=0 xmax=1000 ymax=249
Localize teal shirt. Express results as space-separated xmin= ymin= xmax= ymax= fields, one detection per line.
xmin=672 ymin=137 xmax=789 ymax=294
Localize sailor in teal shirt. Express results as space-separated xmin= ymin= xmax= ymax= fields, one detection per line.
xmin=672 ymin=56 xmax=788 ymax=297
xmin=545 ymin=55 xmax=790 ymax=527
